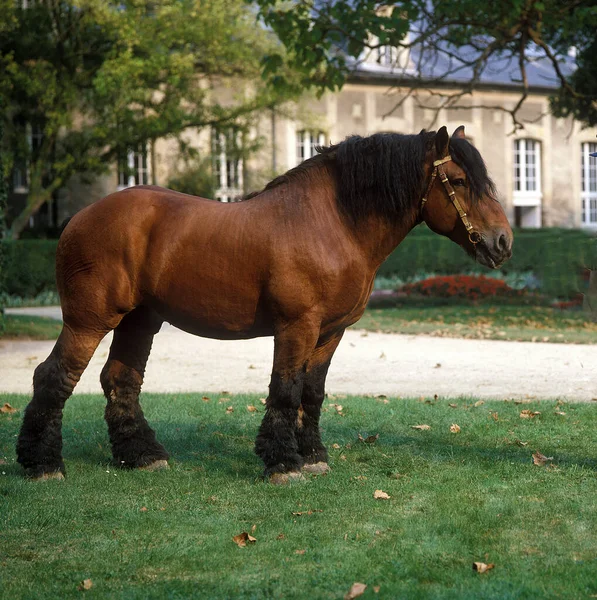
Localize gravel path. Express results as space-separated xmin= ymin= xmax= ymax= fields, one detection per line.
xmin=2 ymin=307 xmax=596 ymax=401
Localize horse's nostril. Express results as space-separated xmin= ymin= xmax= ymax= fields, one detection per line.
xmin=496 ymin=232 xmax=511 ymax=254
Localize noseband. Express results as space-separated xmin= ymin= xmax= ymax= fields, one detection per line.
xmin=420 ymin=155 xmax=482 ymax=245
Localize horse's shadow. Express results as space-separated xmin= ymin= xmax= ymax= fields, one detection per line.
xmin=59 ymin=415 xmax=597 ymax=478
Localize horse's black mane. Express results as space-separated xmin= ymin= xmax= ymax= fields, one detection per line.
xmin=245 ymin=131 xmax=496 ymax=222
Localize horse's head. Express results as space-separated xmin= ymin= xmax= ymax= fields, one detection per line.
xmin=421 ymin=126 xmax=513 ymax=269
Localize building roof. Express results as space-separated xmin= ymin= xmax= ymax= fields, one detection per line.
xmin=350 ymin=41 xmax=576 ymax=94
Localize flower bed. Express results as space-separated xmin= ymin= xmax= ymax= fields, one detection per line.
xmin=399 ymin=274 xmax=524 ymax=300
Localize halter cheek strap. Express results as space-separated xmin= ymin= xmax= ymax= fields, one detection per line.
xmin=420 ymin=155 xmax=481 ymax=245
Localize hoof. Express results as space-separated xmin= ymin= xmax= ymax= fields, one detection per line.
xmin=30 ymin=471 xmax=65 ymax=482
xmin=302 ymin=462 xmax=330 ymax=475
xmin=139 ymin=459 xmax=169 ymax=472
xmin=268 ymin=471 xmax=306 ymax=485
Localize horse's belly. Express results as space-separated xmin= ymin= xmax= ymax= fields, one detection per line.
xmin=149 ymin=297 xmax=273 ymax=340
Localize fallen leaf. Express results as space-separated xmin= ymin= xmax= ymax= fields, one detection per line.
xmin=248 ymin=364 xmax=256 ymax=369
xmin=554 ymin=411 xmax=566 ymax=416
xmin=532 ymin=451 xmax=554 ymax=466
xmin=78 ymin=579 xmax=93 ymax=591
xmin=520 ymin=410 xmax=541 ymax=419
xmin=411 ymin=424 xmax=431 ymax=431
xmin=434 ymin=363 xmax=441 ymax=368
xmin=332 ymin=443 xmax=341 ymax=449
xmin=0 ymin=403 xmax=17 ymax=414
xmin=515 ymin=439 xmax=528 ymax=447
xmin=473 ymin=562 xmax=495 ymax=573
xmin=201 ymin=396 xmax=210 ymax=402
xmin=474 ymin=400 xmax=484 ymax=407
xmin=232 ymin=532 xmax=257 ymax=547
xmin=449 ymin=403 xmax=457 ymax=408
xmin=277 ymin=533 xmax=285 ymax=540
xmin=376 ymin=394 xmax=387 ymax=399
xmin=379 ymin=351 xmax=386 ymax=359
xmin=247 ymin=405 xmax=257 ymax=412
xmin=450 ymin=424 xmax=461 ymax=433
xmin=340 ymin=454 xmax=347 ymax=460
xmin=373 ymin=489 xmax=390 ymax=500
xmin=345 ymin=582 xmax=367 ymax=599
xmin=358 ymin=433 xmax=379 ymax=444
xmin=251 ymin=524 xmax=257 ymax=533
xmin=295 ymin=549 xmax=306 ymax=555
xmin=292 ymin=509 xmax=323 ymax=516
xmin=373 ymin=585 xmax=380 ymax=593
xmin=140 ymin=506 xmax=148 ymax=512
xmin=226 ymin=406 xmax=234 ymax=414
xmin=490 ymin=412 xmax=499 ymax=421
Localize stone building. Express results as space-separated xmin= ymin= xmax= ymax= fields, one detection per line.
xmin=11 ymin=44 xmax=597 ymax=232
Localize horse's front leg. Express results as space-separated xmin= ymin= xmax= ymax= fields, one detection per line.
xmin=298 ymin=331 xmax=345 ymax=474
xmin=254 ymin=316 xmax=319 ymax=483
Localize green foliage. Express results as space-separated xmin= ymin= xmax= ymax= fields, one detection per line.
xmin=3 ymin=240 xmax=58 ymax=297
xmin=379 ymin=227 xmax=597 ymax=299
xmin=167 ymin=156 xmax=216 ymax=199
xmin=2 ymin=393 xmax=597 ymax=598
xmin=0 ymin=113 xmax=7 ymax=334
xmin=255 ymin=0 xmax=597 ymax=126
xmin=1 ymin=0 xmax=297 ymax=238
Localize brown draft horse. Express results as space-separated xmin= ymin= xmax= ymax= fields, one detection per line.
xmin=17 ymin=125 xmax=512 ymax=483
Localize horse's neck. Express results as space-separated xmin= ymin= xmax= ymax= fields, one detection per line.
xmin=349 ymin=210 xmax=419 ymax=270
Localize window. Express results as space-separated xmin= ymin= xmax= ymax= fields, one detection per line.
xmin=513 ymin=139 xmax=542 ymax=228
xmin=117 ymin=146 xmax=150 ymax=189
xmin=12 ymin=121 xmax=43 ymax=193
xmin=212 ymin=129 xmax=243 ymax=202
xmin=581 ymin=142 xmax=597 ymax=226
xmin=514 ymin=139 xmax=541 ymax=193
xmin=296 ymin=130 xmax=325 ymax=163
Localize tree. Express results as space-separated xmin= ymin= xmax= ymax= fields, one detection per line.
xmin=0 ymin=0 xmax=295 ymax=239
xmin=255 ymin=0 xmax=597 ymax=129
xmin=0 ymin=110 xmax=7 ymax=333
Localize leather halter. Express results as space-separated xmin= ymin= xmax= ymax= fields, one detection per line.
xmin=420 ymin=155 xmax=482 ymax=245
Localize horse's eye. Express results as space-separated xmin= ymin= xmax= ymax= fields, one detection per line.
xmin=452 ymin=178 xmax=466 ymax=187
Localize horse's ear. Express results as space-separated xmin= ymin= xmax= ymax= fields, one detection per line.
xmin=419 ymin=128 xmax=427 ymax=135
xmin=452 ymin=126 xmax=466 ymax=139
xmin=435 ymin=126 xmax=449 ymax=157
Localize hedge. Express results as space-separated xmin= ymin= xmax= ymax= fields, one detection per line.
xmin=379 ymin=227 xmax=597 ymax=298
xmin=4 ymin=228 xmax=597 ymax=300
xmin=4 ymin=240 xmax=58 ymax=298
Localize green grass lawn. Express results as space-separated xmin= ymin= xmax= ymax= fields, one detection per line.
xmin=1 ymin=315 xmax=62 ymax=340
xmin=356 ymin=304 xmax=597 ymax=344
xmin=1 ymin=393 xmax=597 ymax=599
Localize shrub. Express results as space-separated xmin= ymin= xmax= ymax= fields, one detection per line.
xmin=3 ymin=240 xmax=58 ymax=297
xmin=400 ymin=274 xmax=524 ymax=300
xmin=379 ymin=227 xmax=597 ymax=299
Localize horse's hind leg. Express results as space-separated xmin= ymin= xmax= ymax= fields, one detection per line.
xmin=17 ymin=326 xmax=106 ymax=479
xmin=100 ymin=306 xmax=168 ymax=469
xmin=298 ymin=332 xmax=344 ymax=474
xmin=254 ymin=316 xmax=320 ymax=482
